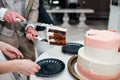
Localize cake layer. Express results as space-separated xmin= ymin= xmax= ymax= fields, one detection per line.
xmin=46 ymin=26 xmax=67 ymax=46
xmin=84 ymin=29 xmax=120 ymax=49
xmin=77 ymin=63 xmax=120 ymax=80
xmin=77 ymin=47 xmax=120 ymax=75
xmin=84 ymin=46 xmax=120 ymax=62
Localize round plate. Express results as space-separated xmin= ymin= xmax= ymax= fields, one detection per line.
xmin=36 ymin=58 xmax=65 ymax=77
xmin=68 ymin=55 xmax=85 ymax=80
xmin=62 ymin=43 xmax=83 ymax=54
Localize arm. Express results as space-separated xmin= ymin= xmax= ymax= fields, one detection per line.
xmin=0 ymin=42 xmax=40 ymax=75
xmin=25 ymin=0 xmax=39 ymax=40
xmin=0 ymin=59 xmax=40 ymax=76
xmin=0 ymin=7 xmax=37 ymax=41
xmin=27 ymin=0 xmax=39 ymax=23
xmin=36 ymin=0 xmax=54 ymax=31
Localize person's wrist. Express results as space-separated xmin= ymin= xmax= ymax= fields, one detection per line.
xmin=9 ymin=60 xmax=20 ymax=72
xmin=26 ymin=26 xmax=34 ymax=32
xmin=25 ymin=24 xmax=35 ymax=30
xmin=0 ymin=42 xmax=7 ymax=49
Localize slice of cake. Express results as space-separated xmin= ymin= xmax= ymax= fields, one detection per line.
xmin=77 ymin=29 xmax=120 ymax=80
xmin=47 ymin=26 xmax=67 ymax=46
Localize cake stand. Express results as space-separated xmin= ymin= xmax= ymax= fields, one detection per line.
xmin=68 ymin=55 xmax=86 ymax=80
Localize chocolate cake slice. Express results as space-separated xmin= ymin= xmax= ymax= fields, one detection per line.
xmin=47 ymin=26 xmax=67 ymax=46
xmin=49 ymin=33 xmax=66 ymax=40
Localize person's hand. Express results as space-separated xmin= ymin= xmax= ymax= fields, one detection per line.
xmin=13 ymin=59 xmax=40 ymax=76
xmin=108 ymin=30 xmax=116 ymax=32
xmin=26 ymin=26 xmax=38 ymax=41
xmin=3 ymin=10 xmax=26 ymax=23
xmin=0 ymin=42 xmax=23 ymax=59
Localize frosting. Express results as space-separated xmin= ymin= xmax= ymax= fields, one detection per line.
xmin=84 ymin=29 xmax=120 ymax=49
xmin=77 ymin=29 xmax=120 ymax=80
xmin=77 ymin=63 xmax=120 ymax=80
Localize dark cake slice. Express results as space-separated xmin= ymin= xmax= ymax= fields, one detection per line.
xmin=47 ymin=26 xmax=67 ymax=46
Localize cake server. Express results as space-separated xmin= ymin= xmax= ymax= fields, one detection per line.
xmin=16 ymin=18 xmax=54 ymax=28
xmin=16 ymin=18 xmax=67 ymax=45
xmin=16 ymin=18 xmax=51 ymax=41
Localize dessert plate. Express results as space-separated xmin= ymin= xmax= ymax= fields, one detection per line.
xmin=62 ymin=43 xmax=84 ymax=54
xmin=68 ymin=55 xmax=86 ymax=80
xmin=36 ymin=58 xmax=65 ymax=77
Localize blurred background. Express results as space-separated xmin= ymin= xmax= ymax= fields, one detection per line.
xmin=39 ymin=0 xmax=120 ymax=41
xmin=43 ymin=0 xmax=110 ymax=25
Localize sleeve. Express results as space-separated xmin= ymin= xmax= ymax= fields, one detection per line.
xmin=25 ymin=0 xmax=39 ymax=30
xmin=0 ymin=8 xmax=8 ymax=21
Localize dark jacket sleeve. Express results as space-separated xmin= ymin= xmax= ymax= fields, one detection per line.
xmin=36 ymin=0 xmax=54 ymax=31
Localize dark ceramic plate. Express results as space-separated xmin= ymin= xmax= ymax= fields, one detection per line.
xmin=62 ymin=43 xmax=84 ymax=54
xmin=36 ymin=58 xmax=65 ymax=77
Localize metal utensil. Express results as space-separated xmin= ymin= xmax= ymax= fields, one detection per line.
xmin=16 ymin=18 xmax=53 ymax=27
xmin=16 ymin=18 xmax=67 ymax=45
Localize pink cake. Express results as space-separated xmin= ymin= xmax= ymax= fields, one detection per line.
xmin=77 ymin=29 xmax=120 ymax=80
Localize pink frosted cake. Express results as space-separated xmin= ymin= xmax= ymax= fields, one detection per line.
xmin=77 ymin=29 xmax=120 ymax=80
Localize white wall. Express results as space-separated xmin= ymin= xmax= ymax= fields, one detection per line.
xmin=108 ymin=5 xmax=120 ymax=32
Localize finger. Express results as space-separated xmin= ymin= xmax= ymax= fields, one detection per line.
xmin=4 ymin=14 xmax=10 ymax=22
xmin=15 ymin=54 xmax=23 ymax=59
xmin=17 ymin=54 xmax=24 ymax=59
xmin=16 ymin=13 xmax=26 ymax=22
xmin=30 ymin=68 xmax=39 ymax=73
xmin=34 ymin=32 xmax=38 ymax=37
xmin=30 ymin=35 xmax=34 ymax=41
xmin=14 ymin=49 xmax=23 ymax=58
xmin=6 ymin=17 xmax=11 ymax=23
xmin=109 ymin=30 xmax=116 ymax=32
xmin=28 ymin=31 xmax=38 ymax=39
xmin=16 ymin=55 xmax=22 ymax=59
xmin=31 ymin=30 xmax=38 ymax=36
xmin=28 ymin=34 xmax=34 ymax=41
xmin=7 ymin=47 xmax=24 ymax=59
xmin=12 ymin=16 xmax=18 ymax=23
xmin=26 ymin=33 xmax=31 ymax=40
xmin=27 ymin=33 xmax=34 ymax=40
xmin=8 ymin=16 xmax=14 ymax=23
xmin=32 ymin=63 xmax=41 ymax=70
xmin=36 ymin=64 xmax=41 ymax=70
xmin=33 ymin=36 xmax=38 ymax=40
xmin=4 ymin=50 xmax=16 ymax=59
xmin=28 ymin=68 xmax=38 ymax=75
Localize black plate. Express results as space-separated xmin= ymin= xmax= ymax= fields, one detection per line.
xmin=36 ymin=58 xmax=65 ymax=77
xmin=62 ymin=43 xmax=84 ymax=54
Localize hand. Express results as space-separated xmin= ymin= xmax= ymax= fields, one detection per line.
xmin=26 ymin=26 xmax=38 ymax=41
xmin=14 ymin=59 xmax=40 ymax=76
xmin=3 ymin=10 xmax=26 ymax=23
xmin=108 ymin=30 xmax=116 ymax=32
xmin=0 ymin=42 xmax=23 ymax=59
